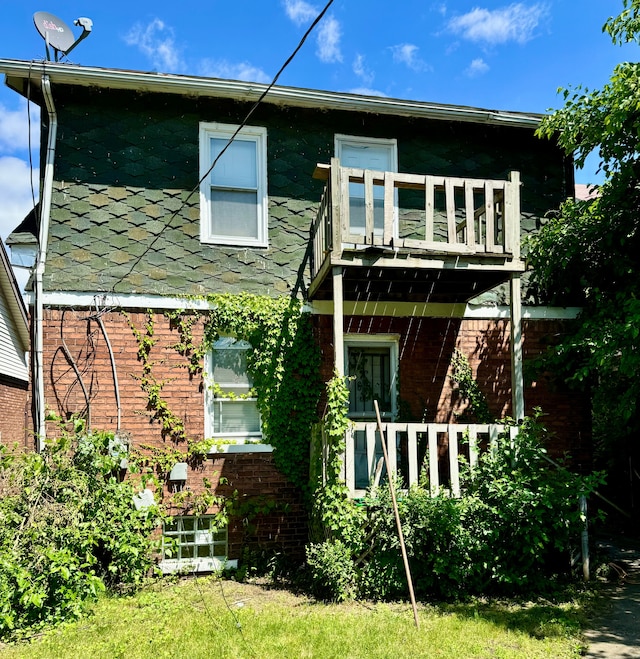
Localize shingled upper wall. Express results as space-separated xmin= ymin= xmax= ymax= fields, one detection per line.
xmin=43 ymin=87 xmax=569 ymax=299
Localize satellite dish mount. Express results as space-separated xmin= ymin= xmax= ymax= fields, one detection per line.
xmin=33 ymin=12 xmax=93 ymax=62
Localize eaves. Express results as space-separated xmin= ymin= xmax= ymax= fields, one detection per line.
xmin=0 ymin=59 xmax=542 ymax=129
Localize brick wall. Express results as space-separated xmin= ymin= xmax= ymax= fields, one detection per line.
xmin=39 ymin=306 xmax=591 ymax=560
xmin=44 ymin=308 xmax=205 ymax=441
xmin=42 ymin=307 xmax=308 ymax=559
xmin=316 ymin=314 xmax=591 ymax=470
xmin=0 ymin=375 xmax=30 ymax=448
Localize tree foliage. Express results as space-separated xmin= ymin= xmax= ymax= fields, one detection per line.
xmin=528 ymin=1 xmax=640 ymax=470
xmin=0 ymin=418 xmax=161 ymax=639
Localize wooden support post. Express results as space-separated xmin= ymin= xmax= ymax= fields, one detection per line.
xmin=330 ymin=157 xmax=342 ymax=252
xmin=333 ymin=266 xmax=344 ymax=377
xmin=374 ymin=400 xmax=420 ymax=629
xmin=580 ymin=495 xmax=590 ymax=581
xmin=510 ymin=273 xmax=524 ymax=421
xmin=508 ymin=171 xmax=521 ymax=260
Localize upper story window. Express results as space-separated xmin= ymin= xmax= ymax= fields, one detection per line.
xmin=199 ymin=123 xmax=268 ymax=247
xmin=335 ymin=135 xmax=397 ymax=237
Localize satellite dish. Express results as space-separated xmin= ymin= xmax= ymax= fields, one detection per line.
xmin=33 ymin=11 xmax=93 ymax=62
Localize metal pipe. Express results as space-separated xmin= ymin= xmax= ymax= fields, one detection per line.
xmin=95 ymin=311 xmax=121 ymax=431
xmin=579 ymin=494 xmax=590 ymax=581
xmin=34 ymin=74 xmax=57 ymax=449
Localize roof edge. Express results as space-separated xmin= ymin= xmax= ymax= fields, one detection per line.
xmin=0 ymin=59 xmax=542 ymax=129
xmin=0 ymin=240 xmax=29 ymax=350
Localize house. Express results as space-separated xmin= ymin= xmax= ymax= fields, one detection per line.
xmin=0 ymin=238 xmax=29 ymax=447
xmin=0 ymin=59 xmax=590 ymax=572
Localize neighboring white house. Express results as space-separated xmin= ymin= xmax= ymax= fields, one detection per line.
xmin=0 ymin=239 xmax=29 ymax=445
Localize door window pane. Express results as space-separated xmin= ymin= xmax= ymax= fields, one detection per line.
xmin=339 ymin=140 xmax=395 ymax=235
xmin=348 ymin=346 xmax=392 ymax=416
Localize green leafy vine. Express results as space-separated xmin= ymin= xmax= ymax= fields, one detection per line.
xmin=124 ymin=312 xmax=188 ymax=444
xmin=310 ymin=373 xmax=364 ymax=546
xmin=451 ymin=349 xmax=493 ymax=423
xmin=127 ymin=294 xmax=323 ymax=496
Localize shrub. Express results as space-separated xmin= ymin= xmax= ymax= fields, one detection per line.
xmin=306 ymin=413 xmax=603 ymax=602
xmin=0 ymin=418 xmax=162 ymax=639
xmin=460 ymin=414 xmax=604 ymax=592
xmin=305 ymin=540 xmax=358 ymax=602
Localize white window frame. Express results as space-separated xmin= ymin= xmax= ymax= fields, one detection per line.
xmin=344 ymin=334 xmax=399 ymax=420
xmin=335 ymin=134 xmax=399 ymax=239
xmin=160 ymin=516 xmax=236 ymax=574
xmin=335 ymin=134 xmax=398 ymax=171
xmin=199 ymin=122 xmax=268 ymax=247
xmin=204 ymin=337 xmax=262 ymax=444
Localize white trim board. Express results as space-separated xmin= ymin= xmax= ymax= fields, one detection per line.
xmin=34 ymin=291 xmax=213 ymax=310
xmin=33 ymin=292 xmax=581 ymax=320
xmin=308 ymin=300 xmax=581 ymax=320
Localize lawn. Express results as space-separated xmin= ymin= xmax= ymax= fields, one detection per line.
xmin=0 ymin=577 xmax=591 ymax=658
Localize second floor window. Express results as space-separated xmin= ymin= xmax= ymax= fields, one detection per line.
xmin=199 ymin=123 xmax=268 ymax=247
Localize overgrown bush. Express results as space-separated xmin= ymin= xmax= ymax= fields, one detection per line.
xmin=0 ymin=418 xmax=162 ymax=639
xmin=459 ymin=414 xmax=602 ymax=592
xmin=306 ymin=540 xmax=358 ymax=602
xmin=307 ymin=413 xmax=604 ymax=601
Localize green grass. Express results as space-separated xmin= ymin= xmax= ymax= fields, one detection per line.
xmin=0 ymin=578 xmax=593 ymax=659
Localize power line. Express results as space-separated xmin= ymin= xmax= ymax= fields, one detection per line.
xmin=111 ymin=0 xmax=335 ymax=293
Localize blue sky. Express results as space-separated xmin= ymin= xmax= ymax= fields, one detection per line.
xmin=0 ymin=1 xmax=636 ymax=241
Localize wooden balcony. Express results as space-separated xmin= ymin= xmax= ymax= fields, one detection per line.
xmin=315 ymin=421 xmax=518 ymax=498
xmin=309 ymin=159 xmax=525 ymax=303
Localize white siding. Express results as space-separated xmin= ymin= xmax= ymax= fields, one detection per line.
xmin=0 ymin=289 xmax=28 ymax=382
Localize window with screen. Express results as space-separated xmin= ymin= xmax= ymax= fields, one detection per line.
xmin=205 ymin=336 xmax=261 ymax=442
xmin=199 ymin=123 xmax=268 ymax=247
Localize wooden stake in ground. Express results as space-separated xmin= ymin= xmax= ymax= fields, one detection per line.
xmin=373 ymin=400 xmax=420 ymax=629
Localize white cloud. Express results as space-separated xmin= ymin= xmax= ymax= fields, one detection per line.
xmin=0 ymin=101 xmax=40 ymax=154
xmin=466 ymin=58 xmax=490 ymax=76
xmin=282 ymin=2 xmax=342 ymax=65
xmin=348 ymin=87 xmax=388 ymax=98
xmin=199 ymin=60 xmax=270 ymax=84
xmin=390 ymin=44 xmax=430 ymax=72
xmin=448 ymin=3 xmax=548 ymax=45
xmin=353 ymin=54 xmax=374 ymax=86
xmin=123 ymin=18 xmax=184 ymax=72
xmin=282 ymin=0 xmax=318 ymax=26
xmin=317 ymin=16 xmax=343 ymax=63
xmin=0 ymin=157 xmax=37 ymax=241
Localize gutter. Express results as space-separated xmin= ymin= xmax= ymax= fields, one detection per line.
xmin=0 ymin=59 xmax=542 ymax=130
xmin=34 ymin=74 xmax=57 ymax=450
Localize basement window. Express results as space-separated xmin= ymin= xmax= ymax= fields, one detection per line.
xmin=160 ymin=515 xmax=236 ymax=574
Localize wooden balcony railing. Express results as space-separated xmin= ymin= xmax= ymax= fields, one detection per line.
xmin=315 ymin=421 xmax=519 ymax=498
xmin=311 ymin=159 xmax=521 ymax=281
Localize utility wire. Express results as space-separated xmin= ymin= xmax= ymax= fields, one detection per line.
xmin=111 ymin=0 xmax=335 ymax=293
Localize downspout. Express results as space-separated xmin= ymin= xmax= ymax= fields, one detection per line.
xmin=34 ymin=74 xmax=57 ymax=450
